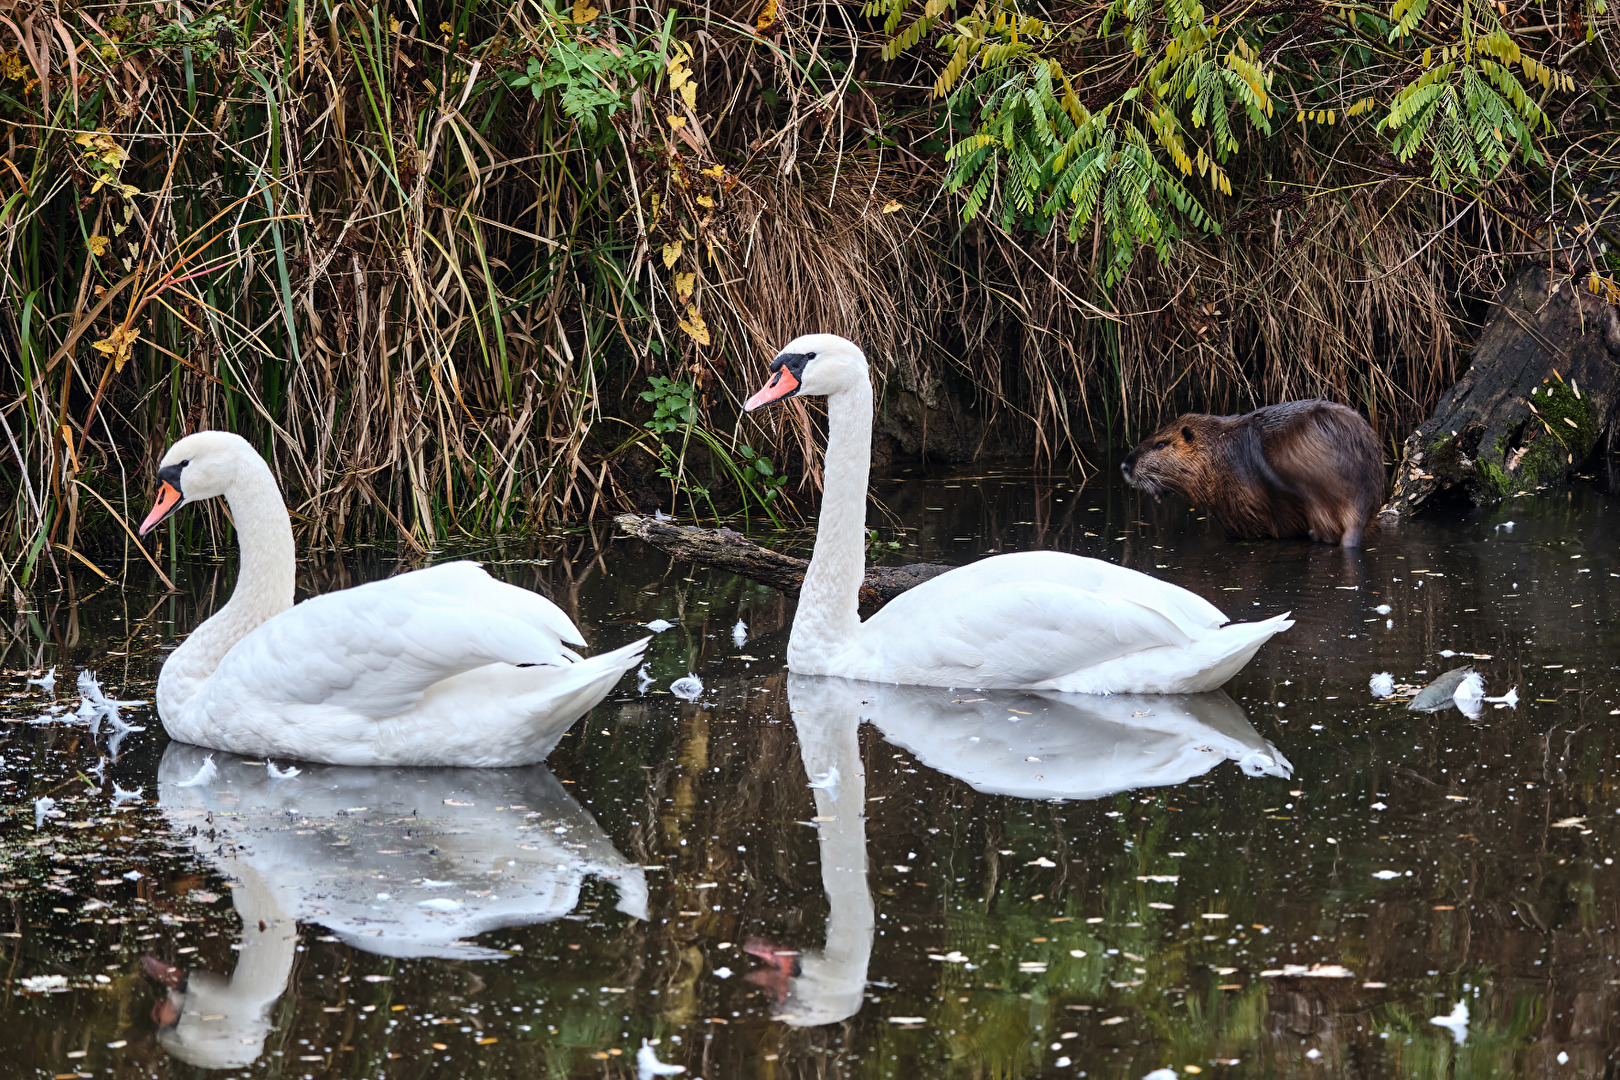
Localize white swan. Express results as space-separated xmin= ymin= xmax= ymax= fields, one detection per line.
xmin=139 ymin=431 xmax=647 ymax=765
xmin=743 ymin=335 xmax=1292 ymax=693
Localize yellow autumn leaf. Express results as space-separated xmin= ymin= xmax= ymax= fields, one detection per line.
xmin=662 ymin=241 xmax=682 ymax=269
xmin=679 ymin=81 xmax=697 ymax=108
xmin=439 ymin=21 xmax=453 ymax=33
xmin=755 ymin=0 xmax=779 ymax=30
xmin=667 ymin=114 xmax=687 ymax=129
xmin=87 ymin=235 xmax=110 ymax=256
xmin=678 ymin=307 xmax=711 ymax=346
xmin=674 ymin=271 xmax=695 ymax=302
xmin=572 ymin=0 xmax=600 ymax=22
xmin=92 ymin=325 xmax=140 ymax=373
xmin=701 ymin=164 xmax=726 ymax=179
xmin=389 ymin=15 xmax=401 ymax=32
xmin=696 ymin=195 xmax=715 ymax=207
xmin=881 ymin=199 xmax=903 ymax=213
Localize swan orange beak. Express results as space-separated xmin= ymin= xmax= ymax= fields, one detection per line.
xmin=743 ymin=367 xmax=800 ymax=411
xmin=139 ymin=482 xmax=183 ymax=537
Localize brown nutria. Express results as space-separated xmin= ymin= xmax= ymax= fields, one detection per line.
xmin=1121 ymin=400 xmax=1384 ymax=547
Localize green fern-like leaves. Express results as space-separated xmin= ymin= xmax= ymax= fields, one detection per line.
xmin=1385 ymin=54 xmax=1547 ymax=184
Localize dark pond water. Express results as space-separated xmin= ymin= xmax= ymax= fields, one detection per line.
xmin=4 ymin=466 xmax=1620 ymax=1079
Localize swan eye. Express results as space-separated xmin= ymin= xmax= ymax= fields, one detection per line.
xmin=806 ymin=352 xmax=816 ymax=359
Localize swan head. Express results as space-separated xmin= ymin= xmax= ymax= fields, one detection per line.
xmin=743 ymin=334 xmax=868 ymax=411
xmin=139 ymin=431 xmax=258 ymax=535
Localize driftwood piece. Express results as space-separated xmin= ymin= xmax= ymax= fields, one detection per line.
xmin=1384 ymin=265 xmax=1620 ymax=514
xmin=613 ymin=514 xmax=953 ymax=605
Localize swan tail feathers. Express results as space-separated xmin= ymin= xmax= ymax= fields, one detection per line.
xmin=1042 ymin=612 xmax=1291 ymax=695
xmin=522 ymin=636 xmax=650 ymax=728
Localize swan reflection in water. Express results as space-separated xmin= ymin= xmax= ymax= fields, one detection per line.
xmin=748 ymin=676 xmax=1292 ymax=1027
xmin=147 ymin=744 xmax=647 ymax=1069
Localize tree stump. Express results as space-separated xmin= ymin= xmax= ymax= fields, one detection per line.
xmin=613 ymin=514 xmax=953 ymax=605
xmin=1383 ymin=265 xmax=1620 ymax=515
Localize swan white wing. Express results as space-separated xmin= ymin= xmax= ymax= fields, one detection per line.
xmin=875 ymin=551 xmax=1226 ymax=634
xmin=859 ymin=577 xmax=1203 ymax=686
xmin=211 ymin=562 xmax=586 ymax=719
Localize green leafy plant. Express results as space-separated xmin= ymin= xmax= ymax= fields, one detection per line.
xmin=639 ymin=375 xmax=699 ymax=434
xmin=507 ymin=20 xmax=661 ymax=140
xmin=639 ymin=377 xmax=787 ymax=526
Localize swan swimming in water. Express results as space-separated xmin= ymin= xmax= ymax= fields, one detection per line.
xmin=139 ymin=431 xmax=647 ymax=766
xmin=743 ymin=334 xmax=1292 ymax=693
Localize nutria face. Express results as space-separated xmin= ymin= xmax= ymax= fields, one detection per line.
xmin=1121 ymin=420 xmax=1206 ymax=499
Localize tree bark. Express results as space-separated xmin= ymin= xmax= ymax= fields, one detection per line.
xmin=613 ymin=514 xmax=953 ymax=605
xmin=1384 ymin=265 xmax=1620 ymax=515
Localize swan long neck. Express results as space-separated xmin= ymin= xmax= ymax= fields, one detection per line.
xmin=788 ymin=377 xmax=873 ymax=670
xmin=158 ymin=451 xmax=296 ymax=715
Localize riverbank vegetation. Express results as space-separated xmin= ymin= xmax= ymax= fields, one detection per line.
xmin=0 ymin=0 xmax=1616 ymax=572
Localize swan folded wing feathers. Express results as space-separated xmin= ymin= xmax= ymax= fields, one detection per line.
xmin=388 ymin=563 xmax=587 ymax=647
xmin=864 ymin=580 xmax=1199 ymax=687
xmin=214 ymin=566 xmax=587 ymax=719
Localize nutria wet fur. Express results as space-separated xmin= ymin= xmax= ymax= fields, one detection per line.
xmin=1121 ymin=401 xmax=1384 ymax=547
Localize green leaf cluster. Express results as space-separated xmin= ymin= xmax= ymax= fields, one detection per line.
xmin=507 ymin=28 xmax=660 ymax=141
xmin=871 ymin=0 xmax=1578 ymax=285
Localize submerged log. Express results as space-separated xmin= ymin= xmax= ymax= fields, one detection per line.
xmin=1384 ymin=265 xmax=1620 ymax=514
xmin=613 ymin=514 xmax=953 ymax=605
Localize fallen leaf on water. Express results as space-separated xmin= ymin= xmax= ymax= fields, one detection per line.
xmin=1026 ymin=856 xmax=1056 ymax=868
xmin=1552 ymin=817 xmax=1587 ymax=828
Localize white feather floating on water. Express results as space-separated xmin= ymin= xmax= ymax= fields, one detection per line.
xmin=1368 ymin=672 xmax=1395 ymax=699
xmin=1430 ymin=1001 xmax=1469 ymax=1044
xmin=636 ymin=1041 xmax=686 ymax=1078
xmin=111 ymin=781 xmax=143 ymax=804
xmin=173 ymin=755 xmax=218 ymax=789
xmin=669 ymin=675 xmax=703 ymax=702
xmin=25 ymin=667 xmax=56 ymax=695
xmin=807 ymin=765 xmax=840 ymax=793
xmin=266 ymin=762 xmax=301 ymax=780
xmin=87 ymin=756 xmax=107 ymax=783
xmin=646 ymin=619 xmax=677 ymax=633
xmin=34 ymin=796 xmax=56 ymax=828
xmin=636 ymin=664 xmax=656 ymax=694
xmin=1484 ymin=686 xmax=1519 ymax=708
xmin=1452 ymin=672 xmax=1485 ymax=719
xmin=732 ymin=619 xmax=748 ymax=648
